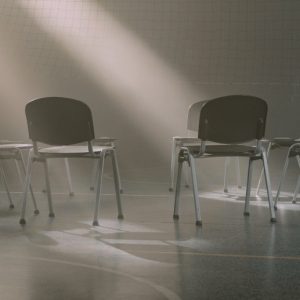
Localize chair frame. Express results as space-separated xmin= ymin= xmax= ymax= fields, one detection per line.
xmin=173 ymin=95 xmax=276 ymax=226
xmin=19 ymin=97 xmax=123 ymax=226
xmin=0 ymin=143 xmax=38 ymax=212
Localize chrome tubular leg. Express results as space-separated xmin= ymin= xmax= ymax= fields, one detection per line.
xmin=244 ymin=157 xmax=254 ymax=216
xmin=169 ymin=138 xmax=177 ymax=192
xmin=19 ymin=150 xmax=39 ymax=214
xmin=236 ymin=158 xmax=242 ymax=189
xmin=111 ymin=149 xmax=123 ymax=219
xmin=93 ymin=152 xmax=105 ymax=226
xmin=43 ymin=159 xmax=55 ymax=218
xmin=64 ymin=158 xmax=74 ymax=196
xmin=256 ymin=142 xmax=271 ymax=196
xmin=189 ymin=153 xmax=202 ymax=226
xmin=262 ymin=151 xmax=276 ymax=222
xmin=173 ymin=151 xmax=184 ymax=219
xmin=292 ymin=175 xmax=300 ymax=204
xmin=224 ymin=158 xmax=230 ymax=193
xmin=112 ymin=147 xmax=123 ymax=193
xmin=19 ymin=150 xmax=34 ymax=225
xmin=0 ymin=162 xmax=14 ymax=208
xmin=274 ymin=152 xmax=290 ymax=208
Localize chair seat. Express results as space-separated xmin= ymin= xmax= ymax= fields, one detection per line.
xmin=270 ymin=137 xmax=298 ymax=148
xmin=174 ymin=137 xmax=201 ymax=144
xmin=38 ymin=145 xmax=113 ymax=156
xmin=0 ymin=143 xmax=33 ymax=150
xmin=187 ymin=144 xmax=258 ymax=157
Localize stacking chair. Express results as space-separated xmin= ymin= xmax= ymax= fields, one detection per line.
xmin=0 ymin=142 xmax=38 ymax=212
xmin=169 ymin=100 xmax=242 ymax=193
xmin=19 ymin=97 xmax=123 ymax=226
xmin=256 ymin=138 xmax=300 ymax=205
xmin=273 ymin=142 xmax=300 ymax=207
xmin=173 ymin=95 xmax=276 ymax=226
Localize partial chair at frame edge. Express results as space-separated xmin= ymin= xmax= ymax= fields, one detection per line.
xmin=274 ymin=142 xmax=300 ymax=208
xmin=256 ymin=138 xmax=300 ymax=206
xmin=19 ymin=97 xmax=124 ymax=226
xmin=173 ymin=95 xmax=276 ymax=226
xmin=0 ymin=142 xmax=38 ymax=212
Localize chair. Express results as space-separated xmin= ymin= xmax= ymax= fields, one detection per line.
xmin=256 ymin=138 xmax=300 ymax=206
xmin=273 ymin=141 xmax=300 ymax=206
xmin=0 ymin=142 xmax=38 ymax=212
xmin=173 ymin=95 xmax=276 ymax=226
xmin=169 ymin=100 xmax=242 ymax=193
xmin=19 ymin=97 xmax=123 ymax=226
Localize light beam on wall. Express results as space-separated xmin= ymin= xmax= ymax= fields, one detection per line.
xmin=20 ymin=0 xmax=201 ymax=158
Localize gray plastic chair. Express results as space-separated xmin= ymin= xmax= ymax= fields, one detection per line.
xmin=169 ymin=100 xmax=242 ymax=193
xmin=19 ymin=97 xmax=123 ymax=226
xmin=0 ymin=142 xmax=38 ymax=211
xmin=256 ymin=138 xmax=300 ymax=205
xmin=173 ymin=95 xmax=276 ymax=226
xmin=272 ymin=141 xmax=300 ymax=206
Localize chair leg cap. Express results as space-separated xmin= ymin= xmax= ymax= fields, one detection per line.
xmin=270 ymin=218 xmax=276 ymax=223
xmin=238 ymin=186 xmax=242 ymax=189
xmin=274 ymin=206 xmax=278 ymax=211
xmin=9 ymin=204 xmax=14 ymax=209
xmin=168 ymin=188 xmax=174 ymax=192
xmin=92 ymin=220 xmax=99 ymax=226
xmin=90 ymin=186 xmax=94 ymax=191
xmin=49 ymin=212 xmax=55 ymax=218
xmin=120 ymin=189 xmax=124 ymax=194
xmin=185 ymin=184 xmax=189 ymax=188
xmin=42 ymin=189 xmax=47 ymax=193
xmin=292 ymin=200 xmax=296 ymax=204
xmin=118 ymin=214 xmax=124 ymax=220
xmin=19 ymin=219 xmax=26 ymax=225
xmin=224 ymin=189 xmax=228 ymax=193
xmin=196 ymin=220 xmax=202 ymax=226
xmin=243 ymin=212 xmax=250 ymax=216
xmin=173 ymin=214 xmax=179 ymax=220
xmin=34 ymin=209 xmax=40 ymax=215
xmin=69 ymin=192 xmax=74 ymax=197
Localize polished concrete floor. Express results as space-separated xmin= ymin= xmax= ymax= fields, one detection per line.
xmin=0 ymin=168 xmax=300 ymax=300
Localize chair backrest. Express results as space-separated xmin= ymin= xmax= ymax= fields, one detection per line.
xmin=198 ymin=95 xmax=267 ymax=144
xmin=186 ymin=100 xmax=207 ymax=132
xmin=25 ymin=97 xmax=95 ymax=145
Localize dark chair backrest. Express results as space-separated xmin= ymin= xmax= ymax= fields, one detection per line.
xmin=187 ymin=100 xmax=207 ymax=132
xmin=25 ymin=97 xmax=95 ymax=145
xmin=198 ymin=95 xmax=267 ymax=144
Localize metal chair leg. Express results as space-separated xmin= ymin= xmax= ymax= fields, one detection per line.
xmin=19 ymin=150 xmax=39 ymax=214
xmin=93 ymin=152 xmax=105 ymax=226
xmin=262 ymin=151 xmax=276 ymax=222
xmin=292 ymin=175 xmax=300 ymax=204
xmin=189 ymin=153 xmax=202 ymax=226
xmin=292 ymin=155 xmax=300 ymax=204
xmin=236 ymin=158 xmax=242 ymax=189
xmin=169 ymin=137 xmax=177 ymax=192
xmin=224 ymin=158 xmax=230 ymax=193
xmin=64 ymin=158 xmax=74 ymax=196
xmin=0 ymin=163 xmax=14 ymax=209
xmin=111 ymin=149 xmax=123 ymax=219
xmin=112 ymin=147 xmax=123 ymax=193
xmin=19 ymin=150 xmax=34 ymax=225
xmin=256 ymin=142 xmax=271 ymax=196
xmin=274 ymin=152 xmax=291 ymax=208
xmin=89 ymin=160 xmax=98 ymax=191
xmin=173 ymin=152 xmax=184 ymax=219
xmin=244 ymin=157 xmax=254 ymax=216
xmin=43 ymin=159 xmax=55 ymax=218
